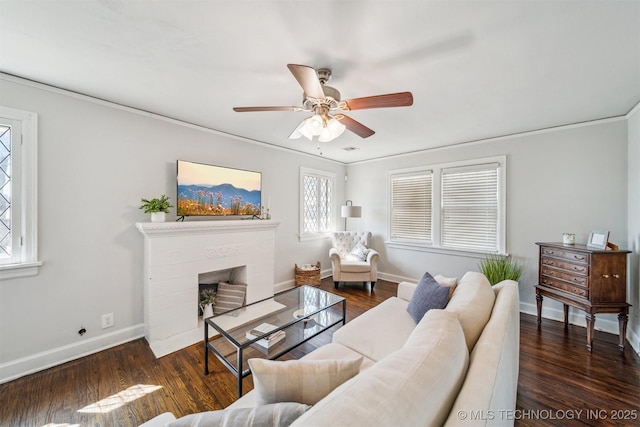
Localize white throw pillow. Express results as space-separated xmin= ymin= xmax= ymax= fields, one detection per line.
xmin=345 ymin=242 xmax=369 ymax=261
xmin=434 ymin=274 xmax=458 ymax=298
xmin=248 ymin=357 xmax=363 ymax=405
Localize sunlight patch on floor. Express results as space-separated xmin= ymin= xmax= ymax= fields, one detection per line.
xmin=77 ymin=384 xmax=162 ymax=414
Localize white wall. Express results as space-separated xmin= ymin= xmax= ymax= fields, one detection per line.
xmin=0 ymin=76 xmax=345 ymax=382
xmin=346 ymin=119 xmax=632 ymax=345
xmin=627 ymin=105 xmax=640 ymax=350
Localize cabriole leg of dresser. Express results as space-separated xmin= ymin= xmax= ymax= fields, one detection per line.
xmin=585 ymin=312 xmax=595 ymax=352
xmin=563 ymin=304 xmax=569 ymax=328
xmin=618 ymin=311 xmax=628 ymax=351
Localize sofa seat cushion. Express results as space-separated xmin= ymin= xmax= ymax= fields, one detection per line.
xmin=445 ymin=271 xmax=496 ymax=351
xmin=338 ymin=259 xmax=371 ymax=273
xmin=332 ymin=297 xmax=416 ymax=361
xmin=291 ymin=310 xmax=469 ymax=427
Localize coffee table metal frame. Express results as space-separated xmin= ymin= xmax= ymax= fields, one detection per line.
xmin=204 ymin=285 xmax=346 ymax=397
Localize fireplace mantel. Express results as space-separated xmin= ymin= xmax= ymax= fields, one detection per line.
xmin=136 ymin=219 xmax=280 ymax=237
xmin=136 ymin=219 xmax=280 ymax=357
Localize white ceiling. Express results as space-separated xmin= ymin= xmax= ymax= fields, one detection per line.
xmin=1 ymin=0 xmax=639 ymax=163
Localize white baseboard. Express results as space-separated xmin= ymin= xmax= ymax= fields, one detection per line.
xmin=0 ymin=324 xmax=145 ymax=384
xmin=520 ymin=302 xmax=640 ymax=353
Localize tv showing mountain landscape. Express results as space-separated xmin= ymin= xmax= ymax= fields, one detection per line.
xmin=177 ymin=160 xmax=261 ymax=217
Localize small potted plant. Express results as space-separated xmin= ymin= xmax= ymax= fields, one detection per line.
xmin=200 ymin=288 xmax=217 ymax=319
xmin=139 ymin=194 xmax=173 ymax=222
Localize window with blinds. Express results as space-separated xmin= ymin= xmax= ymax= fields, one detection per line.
xmin=388 ymin=156 xmax=505 ymax=254
xmin=390 ymin=171 xmax=433 ymax=243
xmin=441 ymin=163 xmax=499 ymax=252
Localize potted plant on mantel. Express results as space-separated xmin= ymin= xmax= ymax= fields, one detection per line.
xmin=139 ymin=194 xmax=173 ymax=223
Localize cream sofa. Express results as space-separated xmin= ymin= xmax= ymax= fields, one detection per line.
xmin=141 ymin=272 xmax=520 ymax=426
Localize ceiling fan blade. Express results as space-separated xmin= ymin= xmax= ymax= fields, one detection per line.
xmin=233 ymin=106 xmax=299 ymax=112
xmin=342 ymin=92 xmax=413 ymax=110
xmin=287 ymin=64 xmax=325 ymax=99
xmin=336 ymin=115 xmax=375 ymax=138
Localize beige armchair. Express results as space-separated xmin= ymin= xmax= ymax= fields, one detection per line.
xmin=330 ymin=231 xmax=380 ymax=289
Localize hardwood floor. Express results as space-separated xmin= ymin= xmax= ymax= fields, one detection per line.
xmin=0 ymin=278 xmax=638 ymax=426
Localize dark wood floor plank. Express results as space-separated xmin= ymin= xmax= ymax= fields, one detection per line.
xmin=0 ymin=278 xmax=638 ymax=427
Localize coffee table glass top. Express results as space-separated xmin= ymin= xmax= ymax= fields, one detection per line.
xmin=204 ymin=285 xmax=346 ymax=385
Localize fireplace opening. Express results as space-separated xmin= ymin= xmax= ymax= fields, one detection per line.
xmin=198 ymin=266 xmax=247 ymax=315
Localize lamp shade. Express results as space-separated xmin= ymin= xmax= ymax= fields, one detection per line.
xmin=341 ymin=205 xmax=362 ymax=218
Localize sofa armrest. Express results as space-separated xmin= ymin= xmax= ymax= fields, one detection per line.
xmin=329 ymin=248 xmax=342 ymax=266
xmin=397 ymin=281 xmax=417 ymax=301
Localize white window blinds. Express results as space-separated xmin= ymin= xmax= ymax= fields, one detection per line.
xmin=441 ymin=163 xmax=499 ymax=252
xmin=390 ymin=172 xmax=432 ymax=243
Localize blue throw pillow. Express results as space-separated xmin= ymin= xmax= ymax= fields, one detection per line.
xmin=406 ymin=272 xmax=451 ymax=323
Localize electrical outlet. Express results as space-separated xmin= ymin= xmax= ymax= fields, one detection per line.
xmin=102 ymin=313 xmax=114 ymax=329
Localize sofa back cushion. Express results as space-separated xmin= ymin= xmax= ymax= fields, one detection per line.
xmin=445 ymin=271 xmax=496 ymax=351
xmin=444 ymin=280 xmax=520 ymax=426
xmin=292 ymin=310 xmax=469 ymax=427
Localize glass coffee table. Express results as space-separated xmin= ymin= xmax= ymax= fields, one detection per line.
xmin=204 ymin=285 xmax=346 ymax=397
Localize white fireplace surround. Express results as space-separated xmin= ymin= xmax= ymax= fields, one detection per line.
xmin=136 ymin=219 xmax=280 ymax=357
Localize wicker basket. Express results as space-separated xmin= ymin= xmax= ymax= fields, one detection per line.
xmin=294 ymin=261 xmax=321 ymax=287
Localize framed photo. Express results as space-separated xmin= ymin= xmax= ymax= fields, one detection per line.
xmin=587 ymin=230 xmax=609 ymax=250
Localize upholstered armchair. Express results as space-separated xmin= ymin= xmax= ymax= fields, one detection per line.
xmin=329 ymin=231 xmax=380 ymax=289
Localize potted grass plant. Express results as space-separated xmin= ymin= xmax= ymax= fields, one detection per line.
xmin=139 ymin=194 xmax=173 ymax=222
xmin=479 ymin=253 xmax=523 ymax=285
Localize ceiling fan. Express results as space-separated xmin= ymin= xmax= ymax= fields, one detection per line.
xmin=233 ymin=64 xmax=413 ymax=143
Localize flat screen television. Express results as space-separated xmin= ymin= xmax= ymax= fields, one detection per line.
xmin=177 ymin=160 xmax=262 ymax=218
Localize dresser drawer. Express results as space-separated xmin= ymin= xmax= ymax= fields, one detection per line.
xmin=539 ymin=276 xmax=588 ymax=298
xmin=540 ymin=257 xmax=588 ymax=275
xmin=541 ymin=266 xmax=588 ymax=286
xmin=541 ymin=247 xmax=589 ymax=265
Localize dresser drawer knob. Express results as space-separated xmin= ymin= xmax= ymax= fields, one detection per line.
xmin=603 ymin=274 xmax=610 ymax=278
xmin=613 ymin=274 xmax=620 ymax=279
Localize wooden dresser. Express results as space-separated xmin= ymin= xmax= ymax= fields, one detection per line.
xmin=535 ymin=242 xmax=630 ymax=351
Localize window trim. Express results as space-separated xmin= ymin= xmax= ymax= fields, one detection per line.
xmin=387 ymin=156 xmax=507 ymax=256
xmin=0 ymin=106 xmax=41 ymax=279
xmin=299 ymin=167 xmax=336 ymax=241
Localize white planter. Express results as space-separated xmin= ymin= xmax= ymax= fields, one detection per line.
xmin=150 ymin=212 xmax=166 ymax=223
xmin=202 ymin=303 xmax=214 ymax=319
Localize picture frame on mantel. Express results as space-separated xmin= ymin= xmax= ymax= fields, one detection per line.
xmin=587 ymin=230 xmax=609 ymax=250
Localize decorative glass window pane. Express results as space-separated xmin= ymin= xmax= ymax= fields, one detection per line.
xmin=301 ymin=169 xmax=334 ymax=237
xmin=0 ymin=125 xmax=11 ymax=260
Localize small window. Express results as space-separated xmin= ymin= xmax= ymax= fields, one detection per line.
xmin=0 ymin=107 xmax=40 ymax=279
xmin=300 ymin=167 xmax=334 ymax=239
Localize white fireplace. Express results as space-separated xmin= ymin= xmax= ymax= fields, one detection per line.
xmin=136 ymin=219 xmax=280 ymax=357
